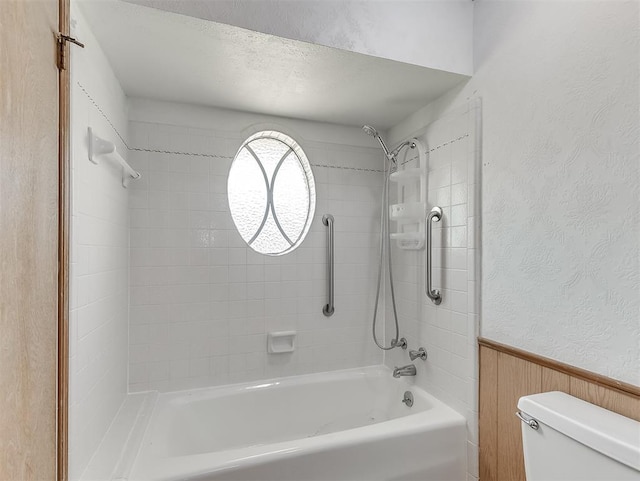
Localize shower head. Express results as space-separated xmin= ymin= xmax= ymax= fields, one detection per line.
xmin=363 ymin=124 xmax=415 ymax=164
xmin=362 ymin=125 xmax=378 ymax=137
xmin=362 ymin=124 xmax=391 ymax=158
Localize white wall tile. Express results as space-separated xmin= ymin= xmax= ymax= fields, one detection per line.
xmin=384 ymin=104 xmax=480 ymax=481
xmin=69 ymin=7 xmax=129 ymax=480
xmin=127 ymin=100 xmax=384 ymax=391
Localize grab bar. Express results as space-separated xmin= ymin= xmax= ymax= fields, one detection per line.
xmin=322 ymin=214 xmax=335 ymax=316
xmin=425 ymin=206 xmax=442 ymax=305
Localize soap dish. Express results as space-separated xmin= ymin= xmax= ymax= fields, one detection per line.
xmin=267 ymin=331 xmax=296 ymax=354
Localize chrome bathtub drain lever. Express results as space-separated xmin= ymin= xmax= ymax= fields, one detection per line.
xmin=402 ymin=391 xmax=414 ymax=407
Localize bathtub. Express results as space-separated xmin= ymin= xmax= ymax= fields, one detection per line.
xmin=130 ymin=366 xmax=466 ymax=481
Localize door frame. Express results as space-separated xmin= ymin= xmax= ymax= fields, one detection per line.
xmin=58 ymin=0 xmax=71 ymax=478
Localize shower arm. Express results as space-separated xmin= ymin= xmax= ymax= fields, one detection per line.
xmin=388 ymin=140 xmax=416 ymax=161
xmin=363 ymin=125 xmax=414 ymax=163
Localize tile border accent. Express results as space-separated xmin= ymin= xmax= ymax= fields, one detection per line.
xmin=78 ymin=82 xmax=470 ymax=175
xmin=78 ymin=82 xmax=381 ymax=172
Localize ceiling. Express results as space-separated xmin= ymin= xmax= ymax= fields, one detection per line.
xmin=79 ymin=0 xmax=468 ymax=129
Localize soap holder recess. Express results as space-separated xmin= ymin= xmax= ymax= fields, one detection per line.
xmin=267 ymin=331 xmax=296 ymax=354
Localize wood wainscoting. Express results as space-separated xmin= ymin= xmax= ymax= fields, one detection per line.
xmin=478 ymin=337 xmax=640 ymax=481
xmin=0 ymin=0 xmax=70 ymax=479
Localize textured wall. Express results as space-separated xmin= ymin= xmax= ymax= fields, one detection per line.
xmin=122 ymin=0 xmax=473 ymax=75
xmin=69 ymin=7 xmax=130 ymax=481
xmin=126 ymin=99 xmax=383 ymax=392
xmin=390 ymin=0 xmax=640 ymax=385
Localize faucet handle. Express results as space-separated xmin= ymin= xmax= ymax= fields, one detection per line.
xmin=392 ymin=337 xmax=408 ymax=349
xmin=409 ymin=347 xmax=427 ymax=361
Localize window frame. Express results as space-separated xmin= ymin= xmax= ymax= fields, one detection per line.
xmin=227 ymin=130 xmax=316 ymax=256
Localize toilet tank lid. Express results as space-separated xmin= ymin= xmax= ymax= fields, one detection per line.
xmin=518 ymin=391 xmax=640 ymax=472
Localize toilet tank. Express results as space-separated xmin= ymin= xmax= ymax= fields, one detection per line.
xmin=517 ymin=391 xmax=640 ymax=481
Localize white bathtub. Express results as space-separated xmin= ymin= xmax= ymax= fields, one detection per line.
xmin=130 ymin=366 xmax=466 ymax=481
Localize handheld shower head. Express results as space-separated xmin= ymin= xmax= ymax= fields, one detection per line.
xmin=362 ymin=125 xmax=378 ymax=137
xmin=362 ymin=124 xmax=415 ymax=164
xmin=362 ymin=124 xmax=391 ymax=158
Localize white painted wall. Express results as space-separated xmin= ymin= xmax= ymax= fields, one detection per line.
xmin=126 ymin=99 xmax=384 ymax=392
xmin=390 ymin=0 xmax=640 ymax=386
xmin=69 ymin=6 xmax=130 ymax=481
xmin=123 ymin=0 xmax=473 ymax=75
xmin=79 ymin=0 xmax=468 ymax=131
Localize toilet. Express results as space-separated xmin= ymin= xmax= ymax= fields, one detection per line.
xmin=517 ymin=391 xmax=640 ymax=480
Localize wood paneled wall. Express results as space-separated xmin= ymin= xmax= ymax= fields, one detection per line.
xmin=58 ymin=0 xmax=71 ymax=478
xmin=0 ymin=0 xmax=64 ymax=479
xmin=479 ymin=338 xmax=640 ymax=481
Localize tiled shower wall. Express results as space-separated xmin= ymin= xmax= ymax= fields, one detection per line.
xmin=126 ymin=99 xmax=384 ymax=392
xmin=384 ymin=101 xmax=481 ymax=481
xmin=68 ymin=7 xmax=129 ymax=480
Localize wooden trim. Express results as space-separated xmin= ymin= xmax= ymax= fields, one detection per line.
xmin=57 ymin=0 xmax=71 ymax=479
xmin=1 ymin=1 xmax=59 ymax=477
xmin=496 ymin=354 xmax=541 ymax=481
xmin=478 ymin=337 xmax=640 ymax=398
xmin=479 ymin=343 xmax=639 ymax=481
xmin=479 ymin=347 xmax=498 ymax=481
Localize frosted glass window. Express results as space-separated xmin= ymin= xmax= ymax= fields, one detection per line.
xmin=228 ymin=131 xmax=316 ymax=256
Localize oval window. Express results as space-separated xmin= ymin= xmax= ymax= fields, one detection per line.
xmin=228 ymin=131 xmax=316 ymax=255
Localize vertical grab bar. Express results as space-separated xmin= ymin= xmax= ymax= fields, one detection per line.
xmin=426 ymin=206 xmax=443 ymax=305
xmin=322 ymin=214 xmax=335 ymax=316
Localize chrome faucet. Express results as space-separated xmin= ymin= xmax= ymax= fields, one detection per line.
xmin=393 ymin=364 xmax=417 ymax=378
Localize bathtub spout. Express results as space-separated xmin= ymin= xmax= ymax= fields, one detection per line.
xmin=393 ymin=364 xmax=417 ymax=378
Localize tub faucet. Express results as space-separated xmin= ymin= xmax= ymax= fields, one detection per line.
xmin=393 ymin=364 xmax=417 ymax=378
